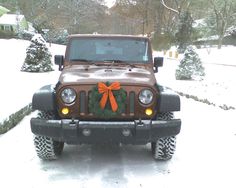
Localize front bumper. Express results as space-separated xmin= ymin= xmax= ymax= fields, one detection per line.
xmin=31 ymin=118 xmax=181 ymax=144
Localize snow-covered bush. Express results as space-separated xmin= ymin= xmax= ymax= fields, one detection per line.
xmin=45 ymin=29 xmax=68 ymax=45
xmin=175 ymin=46 xmax=205 ymax=80
xmin=18 ymin=30 xmax=36 ymax=40
xmin=227 ymin=26 xmax=236 ymax=36
xmin=21 ymin=34 xmax=53 ymax=72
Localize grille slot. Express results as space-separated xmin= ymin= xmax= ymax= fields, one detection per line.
xmin=129 ymin=91 xmax=135 ymax=115
xmin=79 ymin=91 xmax=86 ymax=114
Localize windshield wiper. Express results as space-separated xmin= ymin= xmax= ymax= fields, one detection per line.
xmin=69 ymin=59 xmax=137 ymax=68
xmin=70 ymin=59 xmax=90 ymax=62
xmin=102 ymin=59 xmax=136 ymax=68
xmin=103 ymin=59 xmax=124 ymax=63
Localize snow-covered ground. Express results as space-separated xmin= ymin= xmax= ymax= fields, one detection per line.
xmin=155 ymin=46 xmax=236 ymax=109
xmin=0 ymin=39 xmax=65 ymax=123
xmin=0 ymin=97 xmax=235 ymax=188
xmin=0 ymin=39 xmax=235 ymax=187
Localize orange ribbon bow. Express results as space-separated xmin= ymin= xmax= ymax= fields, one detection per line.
xmin=98 ymin=82 xmax=121 ymax=112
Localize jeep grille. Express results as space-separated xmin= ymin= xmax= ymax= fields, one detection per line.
xmin=78 ymin=88 xmax=135 ymax=118
xmin=57 ymin=85 xmax=156 ymax=120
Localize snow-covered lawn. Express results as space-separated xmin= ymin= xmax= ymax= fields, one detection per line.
xmin=197 ymin=46 xmax=236 ymax=66
xmin=155 ymin=45 xmax=236 ymax=110
xmin=0 ymin=39 xmax=65 ymax=123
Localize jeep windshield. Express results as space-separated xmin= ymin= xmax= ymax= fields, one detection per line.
xmin=68 ymin=37 xmax=151 ymax=63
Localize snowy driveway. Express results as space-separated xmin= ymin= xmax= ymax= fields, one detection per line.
xmin=0 ymin=97 xmax=236 ymax=188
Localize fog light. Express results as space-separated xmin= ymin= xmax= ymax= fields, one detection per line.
xmin=122 ymin=129 xmax=131 ymax=137
xmin=82 ymin=129 xmax=91 ymax=136
xmin=145 ymin=108 xmax=153 ymax=116
xmin=62 ymin=107 xmax=69 ymax=115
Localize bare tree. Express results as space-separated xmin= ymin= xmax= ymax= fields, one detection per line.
xmin=209 ymin=0 xmax=236 ymax=49
xmin=160 ymin=0 xmax=179 ymax=14
xmin=160 ymin=0 xmax=191 ymax=15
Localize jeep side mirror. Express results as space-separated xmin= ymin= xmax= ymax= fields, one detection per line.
xmin=54 ymin=55 xmax=64 ymax=71
xmin=153 ymin=57 xmax=164 ymax=73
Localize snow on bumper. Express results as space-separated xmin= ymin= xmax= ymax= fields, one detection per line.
xmin=30 ymin=118 xmax=181 ymax=144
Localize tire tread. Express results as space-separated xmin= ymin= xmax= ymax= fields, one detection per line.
xmin=152 ymin=112 xmax=177 ymax=160
xmin=33 ymin=111 xmax=64 ymax=160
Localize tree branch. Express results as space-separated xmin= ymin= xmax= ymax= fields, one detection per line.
xmin=160 ymin=0 xmax=179 ymax=14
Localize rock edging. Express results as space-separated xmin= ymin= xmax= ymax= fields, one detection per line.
xmin=0 ymin=104 xmax=32 ymax=134
xmin=177 ymin=91 xmax=235 ymax=110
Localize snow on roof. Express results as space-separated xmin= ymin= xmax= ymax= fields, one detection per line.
xmin=0 ymin=5 xmax=10 ymax=14
xmin=0 ymin=14 xmax=25 ymax=25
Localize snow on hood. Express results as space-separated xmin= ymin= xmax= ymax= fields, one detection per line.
xmin=59 ymin=65 xmax=156 ymax=86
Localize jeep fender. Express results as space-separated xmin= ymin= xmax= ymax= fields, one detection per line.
xmin=156 ymin=85 xmax=180 ymax=112
xmin=32 ymin=85 xmax=56 ymax=111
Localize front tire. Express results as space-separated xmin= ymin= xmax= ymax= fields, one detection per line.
xmin=33 ymin=111 xmax=64 ymax=160
xmin=151 ymin=112 xmax=177 ymax=160
xmin=151 ymin=136 xmax=176 ymax=160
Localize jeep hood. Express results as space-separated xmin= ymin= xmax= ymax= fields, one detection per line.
xmin=59 ymin=65 xmax=156 ymax=86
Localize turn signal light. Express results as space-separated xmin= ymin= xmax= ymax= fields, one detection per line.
xmin=61 ymin=107 xmax=69 ymax=115
xmin=145 ymin=108 xmax=153 ymax=116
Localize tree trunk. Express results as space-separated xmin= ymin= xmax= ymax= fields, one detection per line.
xmin=217 ymin=35 xmax=223 ymax=49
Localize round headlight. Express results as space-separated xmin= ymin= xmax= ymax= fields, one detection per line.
xmin=61 ymin=88 xmax=76 ymax=104
xmin=139 ymin=89 xmax=153 ymax=105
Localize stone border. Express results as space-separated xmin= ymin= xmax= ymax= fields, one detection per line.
xmin=177 ymin=91 xmax=235 ymax=111
xmin=0 ymin=104 xmax=32 ymax=134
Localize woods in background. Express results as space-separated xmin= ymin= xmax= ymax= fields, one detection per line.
xmin=0 ymin=0 xmax=235 ymax=49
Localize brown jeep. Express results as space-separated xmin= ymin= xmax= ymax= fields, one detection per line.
xmin=31 ymin=34 xmax=181 ymax=160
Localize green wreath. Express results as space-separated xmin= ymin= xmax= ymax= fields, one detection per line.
xmin=89 ymin=82 xmax=127 ymax=119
